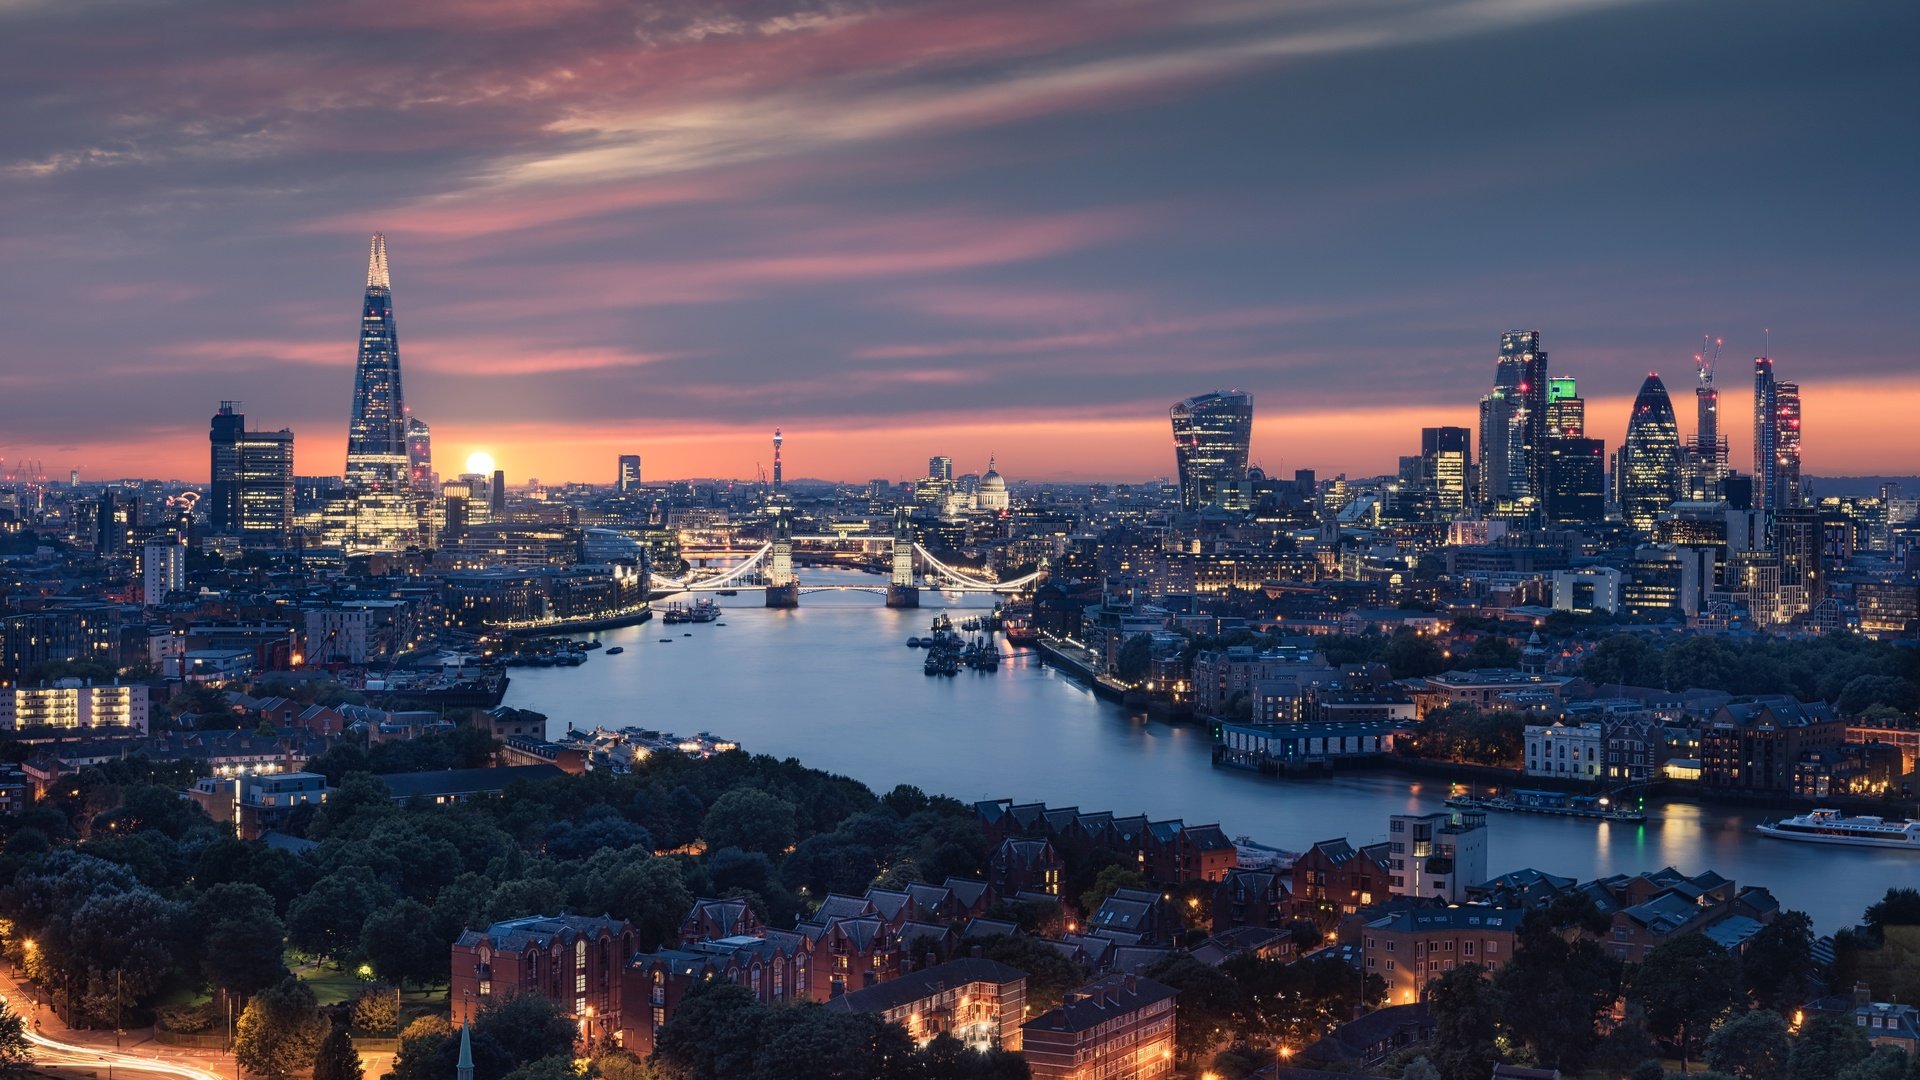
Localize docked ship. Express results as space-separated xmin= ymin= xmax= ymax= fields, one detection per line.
xmin=1756 ymin=808 xmax=1920 ymax=849
xmin=662 ymin=598 xmax=722 ymax=625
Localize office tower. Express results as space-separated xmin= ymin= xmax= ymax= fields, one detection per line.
xmin=1169 ymin=390 xmax=1253 ymax=511
xmin=96 ymin=490 xmax=137 ymax=554
xmin=772 ymin=428 xmax=784 ymax=489
xmin=142 ymin=538 xmax=185 ymax=606
xmin=1478 ymin=333 xmax=1547 ymax=505
xmin=345 ymin=233 xmax=409 ymax=493
xmin=490 ymin=469 xmax=507 ymax=518
xmin=406 ymin=415 xmax=434 ymax=493
xmin=617 ymin=455 xmax=642 ymax=493
xmin=210 ymin=403 xmax=294 ymax=546
xmin=1545 ymin=376 xmax=1584 ymax=437
xmin=1420 ymin=427 xmax=1471 ymax=513
xmin=928 ymin=456 xmax=954 ymax=482
xmin=1545 ymin=437 xmax=1606 ymax=522
xmin=1689 ymin=343 xmax=1725 ymax=499
xmin=1753 ymin=356 xmax=1777 ymax=511
xmin=441 ymin=481 xmax=470 ymax=536
xmin=1775 ymin=382 xmax=1802 ymax=508
xmin=1618 ymin=374 xmax=1683 ymax=531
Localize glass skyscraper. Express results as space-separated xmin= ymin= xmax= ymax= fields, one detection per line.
xmin=209 ymin=401 xmax=294 ymax=547
xmin=1618 ymin=374 xmax=1682 ymax=531
xmin=345 ymin=233 xmax=409 ymax=494
xmin=1170 ymin=390 xmax=1253 ymax=511
xmin=406 ymin=414 xmax=434 ymax=493
xmin=1753 ymin=356 xmax=1778 ymax=511
xmin=1775 ymin=381 xmax=1802 ymax=508
xmin=1479 ymin=332 xmax=1548 ymax=506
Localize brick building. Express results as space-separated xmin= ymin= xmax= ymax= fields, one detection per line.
xmin=1291 ymin=838 xmax=1392 ymax=924
xmin=1361 ymin=907 xmax=1523 ymax=1005
xmin=1021 ymin=974 xmax=1177 ymax=1080
xmin=451 ymin=914 xmax=637 ymax=1045
xmin=824 ymin=957 xmax=1028 ymax=1051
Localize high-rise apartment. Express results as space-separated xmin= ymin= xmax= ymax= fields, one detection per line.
xmin=1775 ymin=382 xmax=1802 ymax=508
xmin=209 ymin=401 xmax=294 ymax=546
xmin=142 ymin=538 xmax=185 ymax=606
xmin=1753 ymin=356 xmax=1778 ymax=511
xmin=1618 ymin=374 xmax=1682 ymax=531
xmin=1170 ymin=390 xmax=1253 ymax=511
xmin=1420 ymin=427 xmax=1471 ymax=514
xmin=345 ymin=234 xmax=409 ymax=494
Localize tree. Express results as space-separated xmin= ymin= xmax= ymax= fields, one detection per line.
xmin=1142 ymin=956 xmax=1244 ymax=1064
xmin=1704 ymin=1010 xmax=1792 ymax=1080
xmin=472 ymin=992 xmax=578 ymax=1069
xmin=1079 ymin=864 xmax=1147 ymax=916
xmin=234 ymin=977 xmax=329 ymax=1080
xmin=700 ymin=789 xmax=798 ymax=855
xmin=0 ymin=1001 xmax=32 ymax=1078
xmin=1632 ymin=934 xmax=1740 ymax=1071
xmin=652 ymin=981 xmax=765 ymax=1080
xmin=501 ymin=1057 xmax=583 ymax=1080
xmin=1584 ymin=633 xmax=1657 ymax=686
xmin=1116 ymin=635 xmax=1153 ymax=681
xmin=1865 ymin=888 xmax=1920 ymax=941
xmin=1427 ymin=964 xmax=1501 ymax=1080
xmin=361 ymin=899 xmax=445 ymax=987
xmin=1400 ymin=1058 xmax=1441 ymax=1080
xmin=1496 ymin=920 xmax=1622 ymax=1071
xmin=1788 ymin=1014 xmax=1872 ymax=1080
xmin=351 ymin=983 xmax=402 ymax=1033
xmin=975 ymin=934 xmax=1089 ymax=1015
xmin=1835 ymin=1046 xmax=1910 ymax=1080
xmin=288 ymin=866 xmax=391 ymax=961
xmin=1742 ymin=911 xmax=1814 ymax=1010
xmin=312 ymin=1027 xmax=365 ymax=1080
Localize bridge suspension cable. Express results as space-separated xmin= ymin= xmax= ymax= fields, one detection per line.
xmin=911 ymin=544 xmax=1044 ymax=592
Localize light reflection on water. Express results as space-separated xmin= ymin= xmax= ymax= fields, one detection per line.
xmin=504 ymin=569 xmax=1915 ymax=933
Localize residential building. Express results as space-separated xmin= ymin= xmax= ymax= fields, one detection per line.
xmin=1362 ymin=907 xmax=1523 ymax=1005
xmin=1386 ymin=810 xmax=1487 ymax=902
xmin=1291 ymin=838 xmax=1391 ymax=923
xmin=824 ymin=958 xmax=1027 ymax=1051
xmin=1021 ymin=974 xmax=1177 ymax=1080
xmin=0 ymin=679 xmax=148 ymax=732
xmin=451 ymin=914 xmax=637 ymax=1044
xmin=142 ymin=538 xmax=185 ymax=606
xmin=1701 ymin=699 xmax=1845 ymax=794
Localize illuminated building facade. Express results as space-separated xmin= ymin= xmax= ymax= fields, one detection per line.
xmin=1420 ymin=427 xmax=1470 ymax=514
xmin=1170 ymin=390 xmax=1253 ymax=511
xmin=1753 ymin=356 xmax=1778 ymax=511
xmin=345 ymin=233 xmax=409 ymax=495
xmin=209 ymin=402 xmax=294 ymax=546
xmin=406 ymin=414 xmax=434 ymax=493
xmin=1775 ymin=381 xmax=1802 ymax=508
xmin=617 ymin=454 xmax=642 ymax=493
xmin=1618 ymin=374 xmax=1682 ymax=531
xmin=1479 ymin=332 xmax=1549 ymax=508
xmin=0 ymin=679 xmax=147 ymax=732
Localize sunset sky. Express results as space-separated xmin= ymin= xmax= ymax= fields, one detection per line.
xmin=2 ymin=0 xmax=1915 ymax=485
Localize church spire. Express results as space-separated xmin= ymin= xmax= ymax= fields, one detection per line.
xmin=456 ymin=1022 xmax=474 ymax=1080
xmin=366 ymin=232 xmax=391 ymax=290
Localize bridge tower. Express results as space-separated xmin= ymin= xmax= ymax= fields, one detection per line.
xmin=765 ymin=508 xmax=798 ymax=607
xmin=886 ymin=506 xmax=919 ymax=608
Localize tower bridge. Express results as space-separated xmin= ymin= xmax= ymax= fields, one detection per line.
xmin=651 ymin=509 xmax=1042 ymax=607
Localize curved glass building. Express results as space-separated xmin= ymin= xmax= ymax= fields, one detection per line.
xmin=1170 ymin=391 xmax=1253 ymax=511
xmin=1618 ymin=373 xmax=1682 ymax=531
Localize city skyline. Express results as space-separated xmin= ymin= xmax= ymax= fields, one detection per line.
xmin=3 ymin=0 xmax=1917 ymax=484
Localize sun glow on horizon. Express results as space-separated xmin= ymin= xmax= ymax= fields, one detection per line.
xmin=465 ymin=451 xmax=496 ymax=476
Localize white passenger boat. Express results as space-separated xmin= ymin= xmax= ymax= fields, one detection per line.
xmin=1756 ymin=808 xmax=1920 ymax=849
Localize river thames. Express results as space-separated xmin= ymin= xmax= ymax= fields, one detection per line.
xmin=504 ymin=568 xmax=1910 ymax=933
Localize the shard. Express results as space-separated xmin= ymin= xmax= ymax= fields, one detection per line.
xmin=345 ymin=233 xmax=409 ymax=493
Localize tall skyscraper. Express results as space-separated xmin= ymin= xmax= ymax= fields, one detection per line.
xmin=345 ymin=234 xmax=408 ymax=494
xmin=1546 ymin=437 xmax=1606 ymax=522
xmin=617 ymin=455 xmax=642 ymax=493
xmin=406 ymin=414 xmax=434 ymax=493
xmin=1753 ymin=356 xmax=1778 ymax=511
xmin=491 ymin=469 xmax=507 ymax=518
xmin=209 ymin=401 xmax=294 ymax=546
xmin=1545 ymin=376 xmax=1584 ymax=437
xmin=1170 ymin=390 xmax=1253 ymax=511
xmin=1688 ymin=341 xmax=1725 ymax=499
xmin=1618 ymin=374 xmax=1683 ymax=530
xmin=1479 ymin=332 xmax=1548 ymax=506
xmin=1420 ymin=427 xmax=1471 ymax=513
xmin=1774 ymin=381 xmax=1802 ymax=508
xmin=928 ymin=455 xmax=954 ymax=482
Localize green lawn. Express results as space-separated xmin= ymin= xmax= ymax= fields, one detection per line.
xmin=292 ymin=961 xmax=367 ymax=1006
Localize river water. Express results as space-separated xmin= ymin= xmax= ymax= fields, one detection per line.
xmin=504 ymin=569 xmax=1913 ymax=934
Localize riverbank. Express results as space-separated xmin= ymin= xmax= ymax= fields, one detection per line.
xmin=497 ymin=606 xmax=654 ymax=638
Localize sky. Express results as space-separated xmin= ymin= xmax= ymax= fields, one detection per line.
xmin=1 ymin=0 xmax=1916 ymax=486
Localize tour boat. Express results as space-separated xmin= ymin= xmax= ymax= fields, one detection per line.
xmin=1756 ymin=808 xmax=1920 ymax=849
